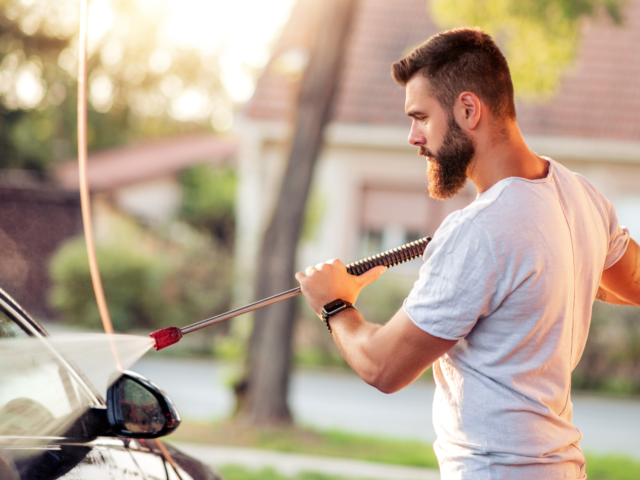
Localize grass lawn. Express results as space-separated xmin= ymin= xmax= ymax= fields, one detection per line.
xmin=168 ymin=420 xmax=640 ymax=480
xmin=168 ymin=420 xmax=439 ymax=468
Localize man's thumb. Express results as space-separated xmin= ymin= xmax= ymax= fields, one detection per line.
xmin=358 ymin=265 xmax=387 ymax=286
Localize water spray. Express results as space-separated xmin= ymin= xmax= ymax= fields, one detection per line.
xmin=150 ymin=236 xmax=432 ymax=350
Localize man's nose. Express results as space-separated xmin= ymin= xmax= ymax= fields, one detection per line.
xmin=408 ymin=121 xmax=425 ymax=147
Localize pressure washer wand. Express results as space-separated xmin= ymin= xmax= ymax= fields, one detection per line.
xmin=150 ymin=236 xmax=432 ymax=350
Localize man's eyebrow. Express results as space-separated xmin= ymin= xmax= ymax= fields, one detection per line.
xmin=406 ymin=109 xmax=425 ymax=118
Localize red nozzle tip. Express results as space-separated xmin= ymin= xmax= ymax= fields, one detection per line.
xmin=150 ymin=326 xmax=182 ymax=351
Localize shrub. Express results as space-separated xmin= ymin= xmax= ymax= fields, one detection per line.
xmin=573 ymin=302 xmax=640 ymax=394
xmin=49 ymin=232 xmax=233 ymax=333
xmin=49 ymin=237 xmax=159 ymax=331
xmin=178 ymin=165 xmax=236 ymax=247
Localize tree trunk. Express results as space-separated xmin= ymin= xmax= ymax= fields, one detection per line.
xmin=238 ymin=0 xmax=359 ymax=425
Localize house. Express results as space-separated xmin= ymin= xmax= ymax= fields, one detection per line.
xmin=0 ymin=134 xmax=237 ymax=317
xmin=56 ymin=134 xmax=238 ymax=229
xmin=0 ymin=171 xmax=81 ymax=317
xmin=234 ymin=0 xmax=640 ymax=304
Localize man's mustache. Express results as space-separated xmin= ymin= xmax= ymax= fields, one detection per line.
xmin=419 ymin=146 xmax=436 ymax=160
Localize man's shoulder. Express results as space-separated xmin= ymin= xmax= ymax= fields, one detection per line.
xmin=436 ymin=175 xmax=553 ymax=253
xmin=439 ymin=178 xmax=519 ymax=235
xmin=430 ymin=185 xmax=505 ymax=259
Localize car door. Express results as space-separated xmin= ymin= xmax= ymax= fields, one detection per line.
xmin=0 ymin=289 xmax=213 ymax=480
xmin=0 ymin=297 xmax=150 ymax=480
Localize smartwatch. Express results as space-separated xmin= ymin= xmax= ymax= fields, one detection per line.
xmin=321 ymin=299 xmax=356 ymax=332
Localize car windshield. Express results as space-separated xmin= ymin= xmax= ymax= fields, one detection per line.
xmin=0 ymin=310 xmax=96 ymax=438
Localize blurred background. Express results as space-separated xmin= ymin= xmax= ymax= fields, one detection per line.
xmin=0 ymin=0 xmax=639 ymax=478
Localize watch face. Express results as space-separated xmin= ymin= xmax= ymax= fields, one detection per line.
xmin=324 ymin=299 xmax=346 ymax=314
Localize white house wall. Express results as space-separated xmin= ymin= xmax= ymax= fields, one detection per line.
xmin=234 ymin=120 xmax=291 ymax=305
xmin=114 ymin=176 xmax=182 ymax=224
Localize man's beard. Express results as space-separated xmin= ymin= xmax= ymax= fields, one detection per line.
xmin=419 ymin=117 xmax=475 ymax=200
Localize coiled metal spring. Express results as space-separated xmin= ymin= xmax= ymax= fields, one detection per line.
xmin=346 ymin=237 xmax=432 ymax=276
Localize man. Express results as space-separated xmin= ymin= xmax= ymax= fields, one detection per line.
xmin=295 ymin=27 xmax=640 ymax=479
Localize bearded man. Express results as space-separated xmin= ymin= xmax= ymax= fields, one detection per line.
xmin=295 ymin=27 xmax=640 ymax=479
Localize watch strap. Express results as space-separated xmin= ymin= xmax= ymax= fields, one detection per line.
xmin=321 ymin=299 xmax=356 ymax=333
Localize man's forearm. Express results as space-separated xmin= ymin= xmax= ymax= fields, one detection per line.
xmin=328 ymin=307 xmax=456 ymax=394
xmin=596 ymin=286 xmax=635 ymax=306
xmin=295 ymin=259 xmax=455 ymax=394
xmin=328 ymin=309 xmax=388 ymax=389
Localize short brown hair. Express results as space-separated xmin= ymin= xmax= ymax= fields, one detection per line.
xmin=392 ymin=27 xmax=516 ymax=120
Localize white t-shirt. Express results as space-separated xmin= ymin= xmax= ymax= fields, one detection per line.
xmin=403 ymin=158 xmax=630 ymax=480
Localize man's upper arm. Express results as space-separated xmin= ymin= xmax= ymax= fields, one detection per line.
xmin=600 ymin=238 xmax=640 ymax=306
xmin=370 ymin=308 xmax=457 ymax=393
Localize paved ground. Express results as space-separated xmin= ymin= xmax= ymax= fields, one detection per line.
xmin=171 ymin=442 xmax=441 ymax=480
xmin=133 ymin=356 xmax=437 ymax=439
xmin=132 ymin=356 xmax=640 ymax=458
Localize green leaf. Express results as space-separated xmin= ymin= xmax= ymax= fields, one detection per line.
xmin=429 ymin=0 xmax=627 ymax=98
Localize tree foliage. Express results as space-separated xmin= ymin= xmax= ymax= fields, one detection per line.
xmin=430 ymin=0 xmax=627 ymax=98
xmin=49 ymin=236 xmax=158 ymax=331
xmin=49 ymin=230 xmax=233 ymax=332
xmin=573 ymin=302 xmax=640 ymax=394
xmin=0 ymin=0 xmax=232 ymax=170
xmin=178 ymin=165 xmax=237 ymax=247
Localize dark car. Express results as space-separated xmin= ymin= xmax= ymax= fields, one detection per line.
xmin=0 ymin=288 xmax=223 ymax=480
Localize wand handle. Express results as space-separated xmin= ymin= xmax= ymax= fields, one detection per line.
xmin=345 ymin=237 xmax=430 ymax=275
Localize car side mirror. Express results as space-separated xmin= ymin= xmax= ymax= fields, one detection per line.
xmin=106 ymin=371 xmax=181 ymax=438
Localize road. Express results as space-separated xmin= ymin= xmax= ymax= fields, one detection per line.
xmin=131 ymin=356 xmax=640 ymax=458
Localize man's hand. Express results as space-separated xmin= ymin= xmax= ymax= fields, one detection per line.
xmin=295 ymin=259 xmax=387 ymax=315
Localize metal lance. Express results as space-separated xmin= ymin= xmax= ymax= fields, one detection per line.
xmin=150 ymin=237 xmax=431 ymax=350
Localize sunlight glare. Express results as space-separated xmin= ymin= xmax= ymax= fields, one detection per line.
xmin=87 ymin=0 xmax=115 ymax=54
xmin=89 ymin=72 xmax=115 ymax=113
xmin=170 ymin=87 xmax=212 ymax=122
xmin=162 ymin=0 xmax=296 ymax=103
xmin=64 ymin=0 xmax=295 ymax=117
xmin=15 ymin=62 xmax=45 ymax=109
xmin=211 ymin=106 xmax=233 ymax=132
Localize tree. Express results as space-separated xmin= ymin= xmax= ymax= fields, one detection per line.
xmin=430 ymin=0 xmax=626 ymax=98
xmin=238 ymin=0 xmax=360 ymax=425
xmin=0 ymin=0 xmax=232 ymax=171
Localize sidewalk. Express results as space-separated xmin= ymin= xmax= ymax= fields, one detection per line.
xmin=171 ymin=442 xmax=441 ymax=480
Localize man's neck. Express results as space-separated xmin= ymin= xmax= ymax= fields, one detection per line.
xmin=468 ymin=122 xmax=548 ymax=195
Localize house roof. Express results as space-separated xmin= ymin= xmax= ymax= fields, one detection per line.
xmin=56 ymin=134 xmax=238 ymax=192
xmin=245 ymin=0 xmax=640 ymax=142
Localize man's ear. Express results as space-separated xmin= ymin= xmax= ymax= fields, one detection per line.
xmin=457 ymin=92 xmax=481 ymax=130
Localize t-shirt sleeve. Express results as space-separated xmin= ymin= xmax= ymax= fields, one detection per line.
xmin=403 ymin=219 xmax=503 ymax=341
xmin=603 ymin=203 xmax=630 ymax=270
xmin=575 ymin=173 xmax=630 ymax=269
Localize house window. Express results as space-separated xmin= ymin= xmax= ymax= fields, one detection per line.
xmin=359 ymin=185 xmax=475 ymax=256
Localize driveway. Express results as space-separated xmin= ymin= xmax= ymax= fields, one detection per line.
xmin=132 ymin=356 xmax=640 ymax=458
